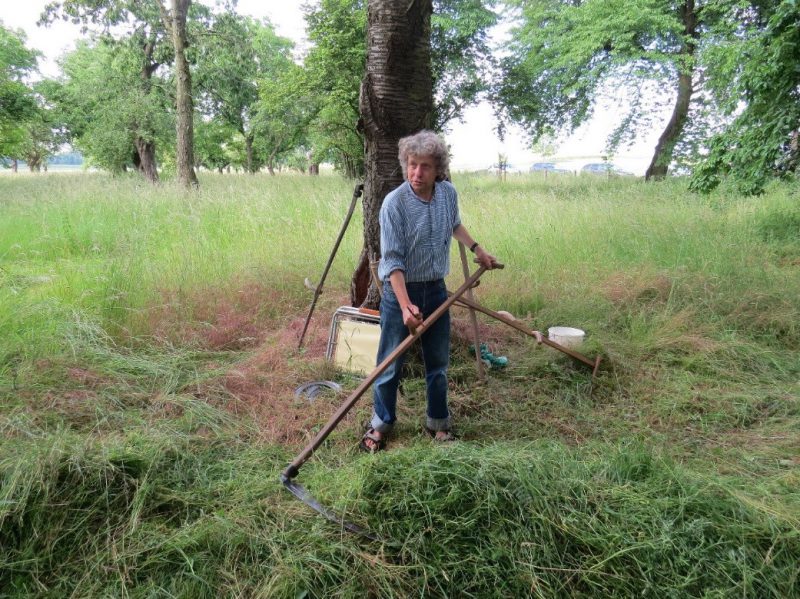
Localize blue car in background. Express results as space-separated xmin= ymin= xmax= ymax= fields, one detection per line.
xmin=530 ymin=162 xmax=570 ymax=174
xmin=487 ymin=163 xmax=524 ymax=174
xmin=581 ymin=163 xmax=634 ymax=176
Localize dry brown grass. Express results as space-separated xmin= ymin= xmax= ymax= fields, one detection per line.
xmin=601 ymin=269 xmax=674 ymax=307
xmin=199 ymin=290 xmax=361 ymax=445
xmin=145 ymin=281 xmax=303 ymax=350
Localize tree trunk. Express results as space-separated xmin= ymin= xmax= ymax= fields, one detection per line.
xmin=27 ymin=153 xmax=43 ymax=172
xmin=245 ymin=132 xmax=255 ymax=173
xmin=11 ymin=159 xmax=17 ymax=173
xmin=785 ymin=129 xmax=799 ymax=173
xmin=343 ymin=156 xmax=358 ymax=179
xmin=135 ymin=36 xmax=160 ymax=184
xmin=353 ymin=0 xmax=434 ymax=308
xmin=171 ymin=0 xmax=198 ymax=187
xmin=135 ymin=136 xmax=159 ymax=183
xmin=645 ymin=0 xmax=697 ymax=181
xmin=307 ymin=150 xmax=318 ymax=175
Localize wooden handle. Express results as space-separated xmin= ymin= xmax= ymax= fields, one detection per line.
xmin=451 ymin=293 xmax=599 ymax=369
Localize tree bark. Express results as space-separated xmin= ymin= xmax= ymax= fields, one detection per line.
xmin=170 ymin=0 xmax=198 ymax=187
xmin=245 ymin=133 xmax=255 ymax=173
xmin=353 ymin=0 xmax=434 ymax=308
xmin=134 ymin=34 xmax=160 ymax=183
xmin=343 ymin=155 xmax=359 ymax=179
xmin=645 ymin=0 xmax=697 ymax=181
xmin=135 ymin=136 xmax=159 ymax=183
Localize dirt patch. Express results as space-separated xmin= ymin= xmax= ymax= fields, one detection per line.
xmin=701 ymin=427 xmax=800 ymax=460
xmin=67 ymin=367 xmax=106 ymax=388
xmin=140 ymin=282 xmax=558 ymax=445
xmin=32 ymin=389 xmax=103 ymax=430
xmin=138 ymin=284 xmax=359 ymax=444
xmin=778 ymin=255 xmax=800 ymax=268
xmin=208 ymin=295 xmax=534 ymax=445
xmin=653 ymin=333 xmax=721 ymax=354
xmin=727 ymin=291 xmax=797 ymax=342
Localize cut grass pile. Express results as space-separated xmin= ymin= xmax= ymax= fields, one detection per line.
xmin=1 ymin=431 xmax=797 ymax=597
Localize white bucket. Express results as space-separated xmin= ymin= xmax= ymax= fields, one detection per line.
xmin=547 ymin=326 xmax=585 ymax=349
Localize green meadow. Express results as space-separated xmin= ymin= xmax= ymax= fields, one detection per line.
xmin=1 ymin=172 xmax=798 ymax=597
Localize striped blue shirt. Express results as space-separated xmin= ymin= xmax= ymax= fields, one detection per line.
xmin=378 ymin=180 xmax=461 ymax=282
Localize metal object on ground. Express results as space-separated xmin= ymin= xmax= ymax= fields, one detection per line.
xmin=298 ymin=182 xmax=364 ymax=350
xmin=294 ymin=381 xmax=343 ymax=402
xmin=280 ymin=475 xmax=381 ymax=541
xmin=280 ymin=265 xmax=497 ymax=536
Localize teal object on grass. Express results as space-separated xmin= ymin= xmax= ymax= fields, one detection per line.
xmin=469 ymin=343 xmax=508 ymax=369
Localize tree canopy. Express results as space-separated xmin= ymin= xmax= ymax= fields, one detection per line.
xmin=41 ymin=0 xmax=183 ymax=180
xmin=193 ymin=11 xmax=296 ymax=173
xmin=496 ymin=0 xmax=799 ymax=188
xmin=497 ymin=0 xmax=708 ymax=179
xmin=5 ymin=0 xmax=795 ymax=190
xmin=690 ymin=0 xmax=800 ymax=194
xmin=54 ymin=38 xmax=172 ymax=175
xmin=302 ymin=0 xmax=498 ymax=178
xmin=0 ymin=24 xmax=40 ymax=160
xmin=302 ymin=0 xmax=367 ymax=178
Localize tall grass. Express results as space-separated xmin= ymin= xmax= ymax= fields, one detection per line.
xmin=3 ymin=173 xmax=797 ymax=358
xmin=1 ymin=171 xmax=798 ymax=597
xmin=1 ymin=174 xmax=358 ymax=371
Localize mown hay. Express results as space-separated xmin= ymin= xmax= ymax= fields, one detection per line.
xmin=4 ymin=436 xmax=798 ymax=598
xmin=317 ymin=442 xmax=800 ymax=598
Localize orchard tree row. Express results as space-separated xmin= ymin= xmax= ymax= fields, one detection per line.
xmin=1 ymin=0 xmax=798 ymax=193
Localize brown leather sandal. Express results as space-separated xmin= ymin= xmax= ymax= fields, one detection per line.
xmin=359 ymin=429 xmax=386 ymax=453
xmin=425 ymin=427 xmax=458 ymax=442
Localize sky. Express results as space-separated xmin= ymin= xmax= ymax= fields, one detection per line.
xmin=2 ymin=1 xmax=664 ymax=174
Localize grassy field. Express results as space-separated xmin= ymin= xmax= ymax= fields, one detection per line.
xmin=1 ymin=171 xmax=798 ymax=597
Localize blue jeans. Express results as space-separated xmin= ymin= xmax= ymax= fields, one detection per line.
xmin=371 ymin=279 xmax=451 ymax=433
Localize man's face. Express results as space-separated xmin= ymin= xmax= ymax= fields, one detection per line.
xmin=407 ymin=154 xmax=437 ymax=197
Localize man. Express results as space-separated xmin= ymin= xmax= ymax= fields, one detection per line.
xmin=360 ymin=130 xmax=498 ymax=452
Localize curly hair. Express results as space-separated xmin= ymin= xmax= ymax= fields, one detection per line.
xmin=398 ymin=130 xmax=450 ymax=181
